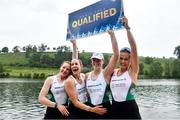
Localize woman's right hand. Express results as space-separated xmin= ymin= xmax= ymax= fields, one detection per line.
xmin=91 ymin=105 xmax=107 ymax=115
xmin=57 ymin=104 xmax=69 ymax=116
xmin=120 ymin=16 xmax=130 ymax=30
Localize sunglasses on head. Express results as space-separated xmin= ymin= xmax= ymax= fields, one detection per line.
xmin=120 ymin=47 xmax=131 ymax=53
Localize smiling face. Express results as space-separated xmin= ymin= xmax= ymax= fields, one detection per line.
xmin=71 ymin=59 xmax=81 ymax=75
xmin=119 ymin=52 xmax=130 ymax=71
xmin=59 ymin=61 xmax=71 ymax=79
xmin=91 ymin=58 xmax=104 ymax=70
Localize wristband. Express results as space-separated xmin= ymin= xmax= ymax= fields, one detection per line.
xmin=125 ymin=25 xmax=130 ymax=30
xmin=54 ymin=103 xmax=58 ymax=108
xmin=123 ymin=22 xmax=131 ymax=30
xmin=126 ymin=26 xmax=131 ymax=31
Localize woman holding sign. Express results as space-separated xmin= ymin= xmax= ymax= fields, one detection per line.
xmin=85 ymin=29 xmax=119 ymax=119
xmin=110 ymin=17 xmax=141 ymax=119
xmin=65 ymin=40 xmax=107 ymax=119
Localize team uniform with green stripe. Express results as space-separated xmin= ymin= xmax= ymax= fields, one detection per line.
xmin=48 ymin=75 xmax=68 ymax=104
xmin=86 ymin=71 xmax=111 ymax=119
xmin=68 ymin=74 xmax=90 ymax=119
xmin=44 ymin=75 xmax=68 ymax=119
xmin=110 ymin=70 xmax=141 ymax=119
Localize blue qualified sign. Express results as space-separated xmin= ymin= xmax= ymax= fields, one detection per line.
xmin=66 ymin=0 xmax=124 ymax=41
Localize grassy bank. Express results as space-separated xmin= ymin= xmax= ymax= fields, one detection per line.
xmin=0 ymin=52 xmax=28 ymax=65
xmin=1 ymin=52 xmax=180 ymax=79
xmin=5 ymin=66 xmax=58 ymax=78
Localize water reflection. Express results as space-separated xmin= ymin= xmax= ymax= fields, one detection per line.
xmin=0 ymin=78 xmax=180 ymax=119
xmin=0 ymin=78 xmax=45 ymax=120
xmin=177 ymin=79 xmax=180 ymax=112
xmin=136 ymin=79 xmax=180 ymax=119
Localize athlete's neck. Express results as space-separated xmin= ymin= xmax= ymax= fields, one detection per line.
xmin=72 ymin=74 xmax=81 ymax=81
xmin=119 ymin=68 xmax=127 ymax=74
xmin=93 ymin=69 xmax=101 ymax=76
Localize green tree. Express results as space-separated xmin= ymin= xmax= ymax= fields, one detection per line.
xmin=54 ymin=45 xmax=72 ymax=67
xmin=149 ymin=61 xmax=163 ymax=78
xmin=53 ymin=47 xmax=56 ymax=51
xmin=163 ymin=59 xmax=174 ymax=78
xmin=2 ymin=47 xmax=9 ymax=53
xmin=38 ymin=43 xmax=48 ymax=52
xmin=23 ymin=44 xmax=34 ymax=58
xmin=174 ymin=45 xmax=180 ymax=59
xmin=139 ymin=63 xmax=144 ymax=75
xmin=172 ymin=59 xmax=180 ymax=78
xmin=164 ymin=61 xmax=171 ymax=78
xmin=56 ymin=45 xmax=71 ymax=52
xmin=54 ymin=50 xmax=66 ymax=67
xmin=79 ymin=52 xmax=91 ymax=69
xmin=32 ymin=45 xmax=38 ymax=52
xmin=40 ymin=54 xmax=54 ymax=66
xmin=144 ymin=56 xmax=153 ymax=64
xmin=28 ymin=53 xmax=41 ymax=67
xmin=12 ymin=46 xmax=21 ymax=53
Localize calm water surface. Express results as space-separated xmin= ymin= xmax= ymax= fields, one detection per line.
xmin=0 ymin=78 xmax=180 ymax=120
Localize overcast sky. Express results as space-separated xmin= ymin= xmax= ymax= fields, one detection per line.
xmin=0 ymin=0 xmax=180 ymax=58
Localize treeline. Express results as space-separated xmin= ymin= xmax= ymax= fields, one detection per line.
xmin=0 ymin=43 xmax=53 ymax=53
xmin=139 ymin=57 xmax=180 ymax=78
xmin=0 ymin=44 xmax=180 ymax=79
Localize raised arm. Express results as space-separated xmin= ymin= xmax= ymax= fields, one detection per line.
xmin=122 ymin=17 xmax=139 ymax=76
xmin=104 ymin=30 xmax=119 ymax=83
xmin=71 ymin=40 xmax=78 ymax=59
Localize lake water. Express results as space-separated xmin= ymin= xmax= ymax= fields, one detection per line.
xmin=0 ymin=78 xmax=180 ymax=120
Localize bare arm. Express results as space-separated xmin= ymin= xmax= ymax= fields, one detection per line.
xmin=71 ymin=40 xmax=78 ymax=59
xmin=65 ymin=76 xmax=107 ymax=115
xmin=104 ymin=30 xmax=119 ymax=83
xmin=38 ymin=78 xmax=56 ymax=108
xmin=122 ymin=17 xmax=139 ymax=80
xmin=127 ymin=30 xmax=139 ymax=74
xmin=38 ymin=77 xmax=69 ymax=116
